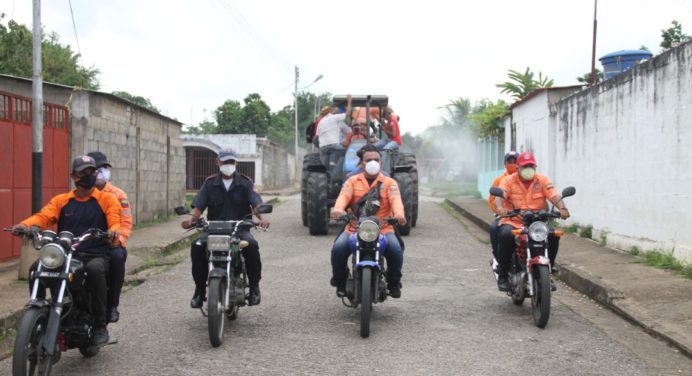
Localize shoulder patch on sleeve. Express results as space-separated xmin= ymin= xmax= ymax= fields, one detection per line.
xmin=120 ymin=199 xmax=130 ymax=209
xmin=546 ymin=183 xmax=554 ymax=190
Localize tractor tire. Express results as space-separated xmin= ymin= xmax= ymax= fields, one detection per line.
xmin=307 ymin=171 xmax=329 ymax=235
xmin=398 ymin=153 xmax=419 ymax=227
xmin=302 ymin=153 xmax=321 ymax=226
xmin=393 ymin=171 xmax=414 ymax=236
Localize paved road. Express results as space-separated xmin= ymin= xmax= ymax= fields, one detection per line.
xmin=1 ymin=195 xmax=689 ymax=375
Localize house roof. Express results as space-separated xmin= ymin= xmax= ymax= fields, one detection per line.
xmin=509 ymin=85 xmax=584 ymax=110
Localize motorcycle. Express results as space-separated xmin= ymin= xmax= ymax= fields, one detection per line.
xmin=488 ymin=186 xmax=575 ymax=328
xmin=3 ymin=226 xmax=113 ymax=376
xmin=337 ymin=213 xmax=402 ymax=338
xmin=175 ymin=204 xmax=272 ymax=347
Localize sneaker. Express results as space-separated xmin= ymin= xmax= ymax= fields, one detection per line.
xmin=92 ymin=326 xmax=109 ymax=346
xmin=335 ymin=281 xmax=346 ymax=297
xmin=497 ymin=275 xmax=510 ymax=292
xmin=248 ymin=286 xmax=261 ymax=306
xmin=551 ymin=265 xmax=559 ymax=274
xmin=388 ymin=283 xmax=401 ymax=299
xmin=550 ymin=279 xmax=557 ymax=292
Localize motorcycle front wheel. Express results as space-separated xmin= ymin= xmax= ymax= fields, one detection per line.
xmin=360 ymin=267 xmax=373 ymax=338
xmin=13 ymin=307 xmax=53 ymax=376
xmin=531 ymin=265 xmax=551 ymax=328
xmin=207 ymin=278 xmax=227 ymax=347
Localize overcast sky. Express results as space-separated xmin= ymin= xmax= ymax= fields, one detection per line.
xmin=2 ymin=0 xmax=691 ymax=135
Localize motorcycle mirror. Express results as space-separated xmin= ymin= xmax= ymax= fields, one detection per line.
xmin=489 ymin=187 xmax=504 ymax=198
xmin=255 ymin=204 xmax=273 ymax=214
xmin=174 ymin=206 xmax=190 ymax=215
xmin=561 ymin=186 xmax=576 ymax=198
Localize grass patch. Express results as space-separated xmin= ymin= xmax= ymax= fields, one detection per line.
xmin=0 ymin=327 xmax=15 ymax=342
xmin=634 ymin=249 xmax=692 ymax=279
xmin=564 ymin=223 xmax=579 ymax=234
xmin=185 ymin=192 xmax=195 ymax=210
xmin=162 ymin=237 xmax=195 ymax=257
xmin=599 ymin=230 xmax=608 ymax=247
xmin=579 ymin=225 xmax=593 ymax=239
xmin=424 ymin=181 xmax=478 ymax=198
xmin=628 ymin=246 xmax=640 ymax=256
xmin=133 ymin=213 xmax=176 ymax=231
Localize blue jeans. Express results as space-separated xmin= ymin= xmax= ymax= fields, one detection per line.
xmin=489 ymin=217 xmax=500 ymax=259
xmin=331 ymin=231 xmax=404 ymax=286
xmin=108 ymin=247 xmax=127 ymax=308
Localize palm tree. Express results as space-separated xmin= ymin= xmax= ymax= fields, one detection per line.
xmin=496 ymin=67 xmax=554 ymax=100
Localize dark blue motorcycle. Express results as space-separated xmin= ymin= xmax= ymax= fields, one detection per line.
xmin=340 ymin=214 xmax=401 ymax=338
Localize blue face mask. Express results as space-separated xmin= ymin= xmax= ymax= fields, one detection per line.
xmin=75 ymin=173 xmax=96 ymax=189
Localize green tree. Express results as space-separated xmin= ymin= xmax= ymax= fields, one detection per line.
xmin=469 ymin=99 xmax=509 ymax=140
xmin=496 ymin=67 xmax=553 ymax=100
xmin=183 ymin=120 xmax=217 ymax=135
xmin=215 ymin=99 xmax=244 ymax=134
xmin=267 ymin=106 xmax=294 ymax=149
xmin=242 ymin=93 xmax=271 ymax=137
xmin=112 ymin=91 xmax=160 ymax=113
xmin=660 ymin=20 xmax=689 ymax=50
xmin=441 ymin=98 xmax=472 ymax=129
xmin=0 ymin=19 xmax=99 ymax=89
xmin=576 ymin=69 xmax=603 ymax=84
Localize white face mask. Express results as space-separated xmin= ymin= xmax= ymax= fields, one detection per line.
xmin=365 ymin=160 xmax=381 ymax=175
xmin=520 ymin=167 xmax=536 ymax=181
xmin=220 ymin=164 xmax=236 ymax=177
xmin=96 ymin=167 xmax=111 ymax=184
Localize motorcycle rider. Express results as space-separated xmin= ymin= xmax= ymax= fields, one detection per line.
xmin=494 ymin=152 xmax=569 ymax=292
xmin=9 ymin=155 xmax=122 ymax=345
xmin=87 ymin=151 xmax=132 ymax=324
xmin=488 ymin=151 xmax=518 ymax=261
xmin=329 ymin=144 xmax=407 ymax=298
xmin=181 ymin=148 xmax=270 ymax=308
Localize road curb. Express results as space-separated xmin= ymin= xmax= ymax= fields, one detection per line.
xmin=443 ymin=198 xmax=692 ymax=359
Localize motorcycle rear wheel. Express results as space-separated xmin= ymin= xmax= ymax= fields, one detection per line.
xmin=207 ymin=278 xmax=227 ymax=347
xmin=510 ymin=255 xmax=526 ymax=306
xmin=360 ymin=268 xmax=373 ymax=338
xmin=13 ymin=307 xmax=53 ymax=376
xmin=531 ymin=265 xmax=551 ymax=328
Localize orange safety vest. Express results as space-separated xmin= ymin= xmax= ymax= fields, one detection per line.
xmin=498 ymin=172 xmax=558 ymax=228
xmin=102 ymin=182 xmax=133 ymax=247
xmin=334 ymin=172 xmax=405 ymax=234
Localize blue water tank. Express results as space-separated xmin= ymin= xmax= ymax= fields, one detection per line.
xmin=599 ymin=50 xmax=653 ymax=79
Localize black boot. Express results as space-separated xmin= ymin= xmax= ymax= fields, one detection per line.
xmin=190 ymin=288 xmax=205 ymax=309
xmin=497 ymin=275 xmax=510 ymax=292
xmin=248 ymin=286 xmax=261 ymax=306
xmin=107 ymin=306 xmax=120 ymax=323
xmin=92 ymin=325 xmax=109 ymax=346
xmin=387 ymin=282 xmax=401 ymax=299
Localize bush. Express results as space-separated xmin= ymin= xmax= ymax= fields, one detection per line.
xmin=628 ymin=246 xmax=640 ymax=256
xmin=564 ymin=223 xmax=579 ymax=234
xmin=579 ymin=225 xmax=593 ymax=239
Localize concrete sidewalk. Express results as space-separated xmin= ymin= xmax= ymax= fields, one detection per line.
xmin=0 ymin=190 xmax=289 ymax=357
xmin=446 ymin=196 xmax=692 ymax=358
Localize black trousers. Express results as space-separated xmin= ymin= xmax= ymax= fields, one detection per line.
xmin=497 ymin=224 xmax=559 ymax=275
xmin=30 ymin=255 xmax=110 ymax=326
xmin=191 ymin=231 xmax=261 ymax=294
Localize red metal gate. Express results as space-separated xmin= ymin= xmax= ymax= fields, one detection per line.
xmin=0 ymin=92 xmax=70 ymax=261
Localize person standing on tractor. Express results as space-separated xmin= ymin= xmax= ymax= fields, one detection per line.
xmin=317 ymin=95 xmax=353 ymax=168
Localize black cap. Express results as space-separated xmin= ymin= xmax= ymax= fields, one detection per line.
xmin=72 ymin=155 xmax=97 ymax=172
xmin=87 ymin=151 xmax=112 ymax=168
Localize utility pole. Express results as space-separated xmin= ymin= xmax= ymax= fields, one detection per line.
xmin=590 ymin=0 xmax=598 ymax=86
xmin=32 ymin=0 xmax=43 ymax=213
xmin=294 ymin=65 xmax=299 ymax=184
xmin=22 ymin=0 xmax=43 ymax=280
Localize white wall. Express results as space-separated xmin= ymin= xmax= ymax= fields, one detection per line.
xmin=553 ymin=42 xmax=692 ymax=260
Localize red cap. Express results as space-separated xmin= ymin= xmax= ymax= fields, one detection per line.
xmin=517 ymin=152 xmax=537 ymax=167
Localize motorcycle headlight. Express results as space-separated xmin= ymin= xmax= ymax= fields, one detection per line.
xmin=358 ymin=220 xmax=380 ymax=242
xmin=528 ymin=222 xmax=550 ymax=242
xmin=38 ymin=244 xmax=66 ymax=269
xmin=207 ymin=235 xmax=231 ymax=251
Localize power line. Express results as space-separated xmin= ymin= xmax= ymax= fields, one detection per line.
xmin=208 ymin=0 xmax=292 ymax=76
xmin=67 ymin=0 xmax=86 ymax=87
